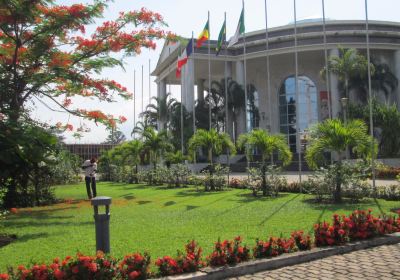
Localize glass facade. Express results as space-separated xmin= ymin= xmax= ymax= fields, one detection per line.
xmin=279 ymin=76 xmax=318 ymax=152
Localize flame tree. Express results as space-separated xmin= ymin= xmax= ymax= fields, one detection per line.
xmin=0 ymin=0 xmax=174 ymax=207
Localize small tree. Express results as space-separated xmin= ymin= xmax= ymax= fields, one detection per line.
xmin=188 ymin=129 xmax=236 ymax=165
xmin=305 ymin=119 xmax=376 ymax=203
xmin=237 ymin=129 xmax=292 ymax=196
xmin=141 ymin=127 xmax=173 ymax=170
xmin=188 ymin=129 xmax=236 ymax=190
xmin=321 ymin=47 xmax=371 ymax=99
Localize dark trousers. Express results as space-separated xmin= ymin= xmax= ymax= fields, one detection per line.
xmin=85 ymin=176 xmax=97 ymax=199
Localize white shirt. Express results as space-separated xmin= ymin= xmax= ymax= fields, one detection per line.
xmin=82 ymin=160 xmax=97 ymax=177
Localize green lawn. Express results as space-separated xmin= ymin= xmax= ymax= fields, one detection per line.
xmin=0 ymin=182 xmax=398 ymax=271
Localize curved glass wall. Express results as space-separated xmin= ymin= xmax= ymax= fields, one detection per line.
xmin=279 ymin=76 xmax=318 ymax=152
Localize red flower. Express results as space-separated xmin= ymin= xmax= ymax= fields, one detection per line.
xmin=129 ymin=270 xmax=140 ymax=279
xmin=72 ymin=265 xmax=79 ymax=274
xmin=9 ymin=208 xmax=18 ymax=214
xmin=54 ymin=269 xmax=64 ymax=280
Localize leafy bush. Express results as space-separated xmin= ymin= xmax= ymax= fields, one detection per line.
xmin=229 ymin=178 xmax=247 ymax=189
xmin=0 ymin=120 xmax=58 ymax=208
xmin=253 ymin=237 xmax=297 ymax=258
xmin=376 ymin=185 xmax=400 ymax=201
xmin=118 ymin=252 xmax=151 ymax=280
xmin=137 ymin=166 xmax=168 ymax=186
xmin=165 ymin=164 xmax=192 ymax=188
xmin=307 ymin=163 xmax=370 ymax=202
xmin=207 ymin=236 xmax=250 ymax=267
xmin=247 ymin=166 xmax=286 ymax=197
xmin=290 ymin=231 xmax=312 ymax=251
xmin=374 ymin=165 xmax=400 ymax=179
xmin=314 ymin=210 xmax=400 ymax=247
xmin=49 ymin=150 xmax=82 ymax=185
xmin=201 ymin=164 xmax=229 ymax=191
xmin=155 ymin=241 xmax=204 ymax=276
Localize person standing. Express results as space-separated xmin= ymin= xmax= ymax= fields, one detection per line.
xmin=82 ymin=157 xmax=97 ymax=199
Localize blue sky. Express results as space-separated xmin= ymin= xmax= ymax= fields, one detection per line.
xmin=31 ymin=0 xmax=400 ymax=143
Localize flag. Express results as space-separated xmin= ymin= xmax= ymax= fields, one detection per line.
xmin=196 ymin=20 xmax=209 ymax=48
xmin=228 ymin=8 xmax=245 ymax=48
xmin=216 ymin=19 xmax=226 ymax=56
xmin=176 ymin=39 xmax=193 ymax=78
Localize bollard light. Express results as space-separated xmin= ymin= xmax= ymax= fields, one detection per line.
xmin=91 ymin=196 xmax=112 ymax=253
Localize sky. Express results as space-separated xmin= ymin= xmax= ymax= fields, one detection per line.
xmin=29 ymin=0 xmax=400 ymax=143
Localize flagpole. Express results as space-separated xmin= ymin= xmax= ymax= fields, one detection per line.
xmin=293 ymin=0 xmax=302 ymax=184
xmin=243 ymin=0 xmax=248 ymax=134
xmin=242 ymin=0 xmax=250 ymax=178
xmin=365 ymin=0 xmax=376 ymax=193
xmin=133 ymin=69 xmax=136 ymax=139
xmin=180 ymin=44 xmax=184 ymax=154
xmin=264 ymin=0 xmax=273 ymax=165
xmin=192 ymin=31 xmax=196 ymax=134
xmin=224 ymin=12 xmax=230 ymax=185
xmin=224 ymin=12 xmax=228 ymax=135
xmin=208 ymin=10 xmax=212 ymax=130
xmin=322 ymin=0 xmax=332 ymax=119
xmin=141 ymin=64 xmax=144 ymax=120
xmin=149 ymin=59 xmax=151 ymax=107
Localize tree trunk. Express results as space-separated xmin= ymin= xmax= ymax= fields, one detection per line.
xmin=334 ymin=161 xmax=342 ymax=203
xmin=262 ymin=163 xmax=267 ymax=196
xmin=208 ymin=148 xmax=215 ymax=191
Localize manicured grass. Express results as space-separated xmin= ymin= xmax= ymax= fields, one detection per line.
xmin=0 ymin=182 xmax=398 ymax=271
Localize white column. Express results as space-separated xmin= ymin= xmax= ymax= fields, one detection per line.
xmin=181 ymin=59 xmax=195 ymax=112
xmin=329 ymin=48 xmax=341 ymax=118
xmin=394 ymin=50 xmax=400 ymax=108
xmin=235 ymin=60 xmax=246 ymax=137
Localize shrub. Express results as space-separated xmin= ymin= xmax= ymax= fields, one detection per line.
xmin=229 ymin=178 xmax=246 ymax=189
xmin=376 ymin=185 xmax=400 ymax=201
xmin=374 ymin=165 xmax=400 ymax=179
xmin=118 ymin=252 xmax=151 ymax=280
xmin=314 ymin=210 xmax=400 ymax=247
xmin=247 ymin=166 xmax=286 ymax=197
xmin=290 ymin=231 xmax=312 ymax=251
xmin=314 ymin=215 xmax=349 ymax=246
xmin=253 ymin=237 xmax=297 ymax=259
xmin=165 ymin=164 xmax=192 ymax=188
xmin=155 ymin=240 xmax=204 ymax=276
xmin=207 ymin=236 xmax=250 ymax=267
xmin=201 ymin=164 xmax=229 ymax=191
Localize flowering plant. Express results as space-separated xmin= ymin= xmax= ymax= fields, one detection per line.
xmin=155 ymin=240 xmax=204 ymax=276
xmin=253 ymin=237 xmax=297 ymax=259
xmin=207 ymin=236 xmax=250 ymax=267
xmin=290 ymin=231 xmax=312 ymax=251
xmin=118 ymin=252 xmax=151 ymax=280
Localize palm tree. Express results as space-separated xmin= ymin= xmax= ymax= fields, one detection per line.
xmin=208 ymin=78 xmax=246 ymax=137
xmin=141 ymin=92 xmax=177 ymax=131
xmin=141 ymin=127 xmax=173 ymax=170
xmin=188 ymin=129 xmax=236 ymax=190
xmin=349 ymin=60 xmax=398 ymax=104
xmin=305 ymin=119 xmax=376 ymax=203
xmin=237 ymin=129 xmax=292 ymax=196
xmin=321 ymin=47 xmax=371 ymax=99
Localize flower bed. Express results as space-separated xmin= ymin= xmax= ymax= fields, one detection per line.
xmin=1 ymin=210 xmax=399 ymax=280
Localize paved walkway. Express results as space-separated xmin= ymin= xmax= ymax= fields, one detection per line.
xmin=230 ymin=172 xmax=396 ymax=187
xmin=229 ymin=243 xmax=400 ymax=280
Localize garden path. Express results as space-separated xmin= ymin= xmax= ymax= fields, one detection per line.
xmin=230 ymin=243 xmax=400 ymax=280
